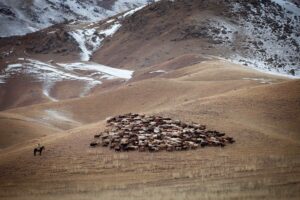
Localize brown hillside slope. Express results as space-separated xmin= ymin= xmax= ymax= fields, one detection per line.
xmin=0 ymin=65 xmax=299 ymax=199
xmin=0 ymin=113 xmax=60 ymax=149
xmin=5 ymin=59 xmax=286 ymax=125
xmin=93 ymin=0 xmax=225 ymax=69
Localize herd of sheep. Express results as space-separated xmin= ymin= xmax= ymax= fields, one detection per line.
xmin=90 ymin=113 xmax=235 ymax=152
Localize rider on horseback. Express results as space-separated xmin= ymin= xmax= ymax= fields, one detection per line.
xmin=34 ymin=143 xmax=45 ymax=156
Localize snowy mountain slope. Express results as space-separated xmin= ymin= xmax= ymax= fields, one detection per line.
xmin=91 ymin=0 xmax=300 ymax=77
xmin=68 ymin=4 xmax=148 ymax=61
xmin=0 ymin=0 xmax=155 ymax=37
xmin=228 ymin=0 xmax=300 ymax=76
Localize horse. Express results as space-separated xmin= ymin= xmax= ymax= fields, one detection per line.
xmin=34 ymin=146 xmax=45 ymax=156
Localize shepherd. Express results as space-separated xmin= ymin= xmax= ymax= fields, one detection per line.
xmin=34 ymin=144 xmax=45 ymax=156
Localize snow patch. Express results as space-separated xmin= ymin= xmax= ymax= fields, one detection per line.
xmin=106 ymin=19 xmax=116 ymax=24
xmin=242 ymin=78 xmax=273 ymax=84
xmin=2 ymin=59 xmax=134 ymax=100
xmin=43 ymin=109 xmax=80 ymax=125
xmin=57 ymin=62 xmax=134 ymax=79
xmin=69 ymin=29 xmax=102 ymax=61
xmin=229 ymin=55 xmax=300 ymax=79
xmin=100 ymin=23 xmax=122 ymax=37
xmin=228 ymin=1 xmax=300 ymax=77
xmin=0 ymin=75 xmax=6 ymax=84
xmin=149 ymin=70 xmax=167 ymax=74
xmin=6 ymin=64 xmax=23 ymax=71
xmin=42 ymin=80 xmax=58 ymax=102
xmin=70 ymin=22 xmax=121 ymax=61
xmin=121 ymin=5 xmax=147 ymax=18
xmin=271 ymin=0 xmax=300 ymax=16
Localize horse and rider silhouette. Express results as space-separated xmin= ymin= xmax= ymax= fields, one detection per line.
xmin=34 ymin=144 xmax=45 ymax=156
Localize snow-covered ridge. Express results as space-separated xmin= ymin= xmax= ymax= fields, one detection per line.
xmin=1 ymin=59 xmax=134 ymax=100
xmin=0 ymin=0 xmax=155 ymax=37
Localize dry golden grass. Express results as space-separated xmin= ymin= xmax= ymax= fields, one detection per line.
xmin=0 ymin=59 xmax=299 ymax=199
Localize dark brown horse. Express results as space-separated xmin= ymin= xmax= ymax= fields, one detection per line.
xmin=34 ymin=146 xmax=45 ymax=156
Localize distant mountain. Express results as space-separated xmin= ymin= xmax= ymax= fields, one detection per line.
xmin=0 ymin=0 xmax=155 ymax=37
xmin=92 ymin=0 xmax=300 ymax=76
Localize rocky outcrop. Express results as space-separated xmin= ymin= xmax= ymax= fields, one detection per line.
xmin=90 ymin=113 xmax=235 ymax=152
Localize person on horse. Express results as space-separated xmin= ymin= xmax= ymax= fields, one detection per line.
xmin=34 ymin=143 xmax=45 ymax=156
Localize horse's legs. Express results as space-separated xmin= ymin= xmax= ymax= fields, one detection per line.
xmin=39 ymin=150 xmax=42 ymax=156
xmin=34 ymin=149 xmax=36 ymax=156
